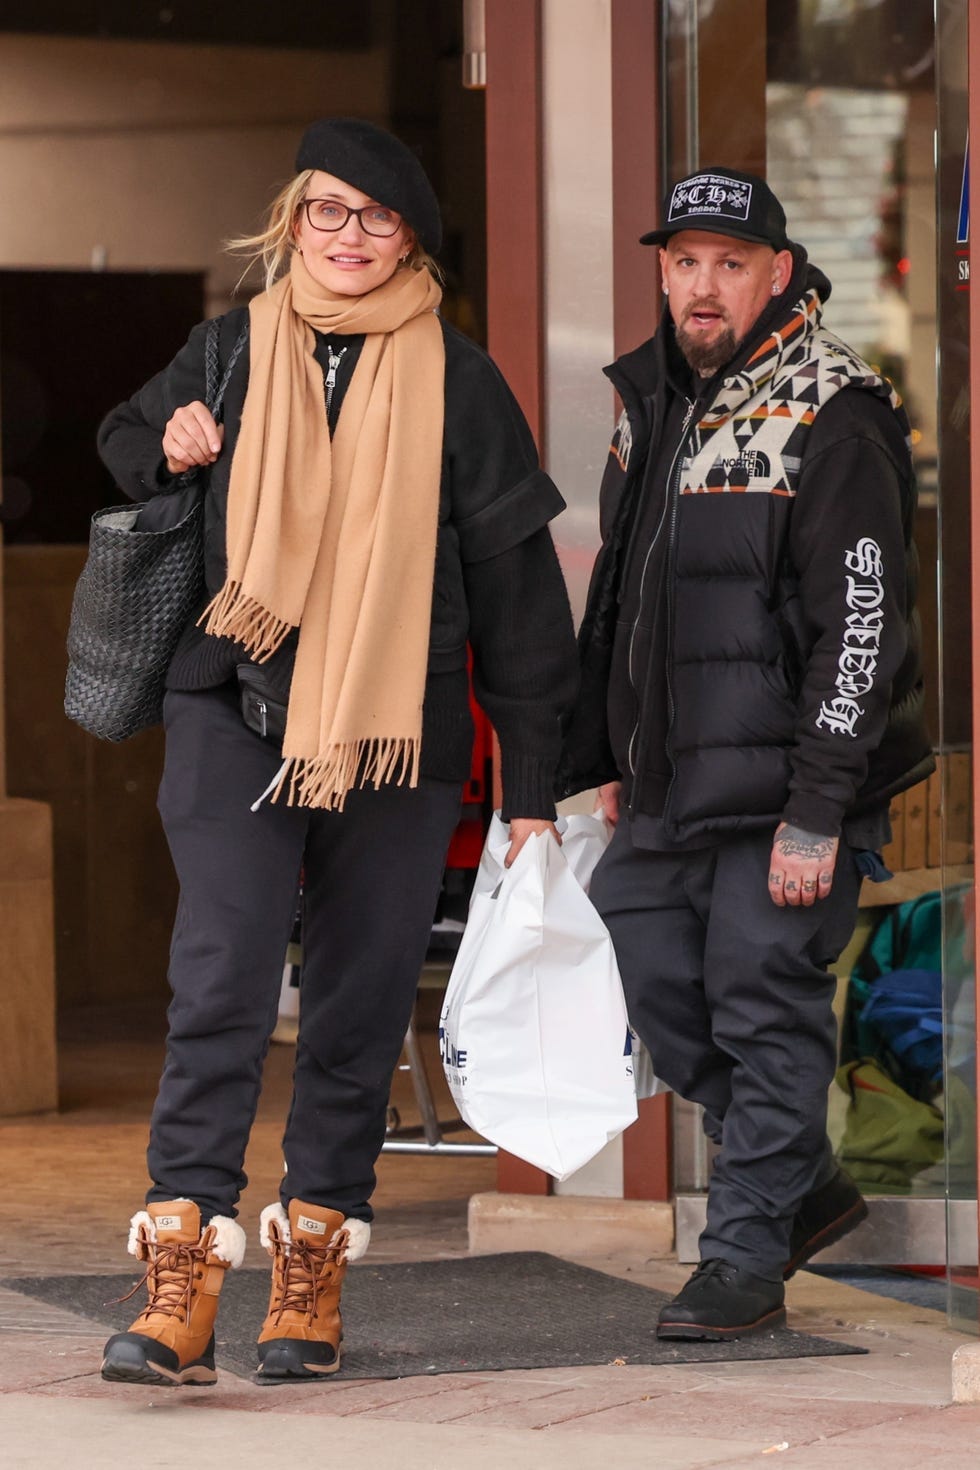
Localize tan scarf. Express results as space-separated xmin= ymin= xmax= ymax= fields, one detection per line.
xmin=203 ymin=252 xmax=445 ymax=810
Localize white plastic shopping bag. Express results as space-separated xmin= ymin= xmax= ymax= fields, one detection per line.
xmin=439 ymin=813 xmax=639 ymax=1179
xmin=525 ymin=811 xmax=663 ymax=1101
xmin=532 ymin=811 xmax=665 ymax=1103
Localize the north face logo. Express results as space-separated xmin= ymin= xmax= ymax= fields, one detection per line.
xmin=715 ymin=450 xmax=771 ymax=479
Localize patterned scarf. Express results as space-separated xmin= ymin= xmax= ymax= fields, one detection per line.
xmin=678 ymin=288 xmax=908 ymax=496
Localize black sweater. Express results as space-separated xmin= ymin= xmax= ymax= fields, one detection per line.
xmin=98 ymin=310 xmax=579 ymax=819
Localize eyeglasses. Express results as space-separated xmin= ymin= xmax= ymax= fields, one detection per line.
xmin=300 ymin=198 xmax=403 ymax=238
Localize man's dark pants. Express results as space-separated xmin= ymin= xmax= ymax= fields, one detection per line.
xmin=590 ymin=819 xmax=861 ymax=1277
xmin=147 ymin=685 xmax=462 ymax=1224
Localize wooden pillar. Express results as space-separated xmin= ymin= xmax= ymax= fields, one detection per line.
xmin=485 ymin=0 xmax=550 ymax=1196
xmin=611 ymin=0 xmax=662 ymax=355
xmin=610 ymin=0 xmax=673 ymax=1201
xmin=485 ymin=0 xmax=545 ymax=442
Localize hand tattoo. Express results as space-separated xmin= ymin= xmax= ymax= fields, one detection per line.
xmin=785 ymin=879 xmax=798 ymax=892
xmin=775 ymin=824 xmax=835 ymax=861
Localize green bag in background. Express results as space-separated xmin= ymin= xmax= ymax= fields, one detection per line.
xmin=834 ymin=1058 xmax=944 ymax=1191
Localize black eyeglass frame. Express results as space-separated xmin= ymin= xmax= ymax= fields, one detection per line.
xmin=299 ymin=198 xmax=404 ymax=238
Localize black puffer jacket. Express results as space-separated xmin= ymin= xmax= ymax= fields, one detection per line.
xmin=558 ymin=257 xmax=933 ymax=840
xmin=98 ymin=309 xmax=579 ymax=818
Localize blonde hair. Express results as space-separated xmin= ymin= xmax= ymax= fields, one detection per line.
xmin=227 ymin=170 xmax=443 ymax=293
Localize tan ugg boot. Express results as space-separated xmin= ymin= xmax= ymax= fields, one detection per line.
xmin=101 ymin=1199 xmax=246 ymax=1386
xmin=256 ymin=1199 xmax=370 ymax=1381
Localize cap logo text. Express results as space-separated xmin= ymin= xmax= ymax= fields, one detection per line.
xmin=669 ymin=174 xmax=752 ymax=224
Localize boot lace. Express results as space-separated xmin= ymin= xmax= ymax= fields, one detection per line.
xmin=271 ymin=1232 xmax=348 ymax=1325
xmin=691 ymin=1258 xmax=737 ymax=1287
xmin=115 ymin=1227 xmax=217 ymax=1324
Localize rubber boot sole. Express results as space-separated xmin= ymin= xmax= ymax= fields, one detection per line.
xmin=255 ymin=1337 xmax=342 ymax=1382
xmin=101 ymin=1333 xmax=216 ymax=1387
xmin=783 ymin=1197 xmax=870 ymax=1280
xmin=656 ymin=1304 xmax=787 ymax=1341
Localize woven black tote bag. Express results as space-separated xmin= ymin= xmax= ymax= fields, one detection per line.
xmin=65 ymin=318 xmax=248 ymax=741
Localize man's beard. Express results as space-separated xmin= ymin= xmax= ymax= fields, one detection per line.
xmin=675 ymin=303 xmax=738 ymax=376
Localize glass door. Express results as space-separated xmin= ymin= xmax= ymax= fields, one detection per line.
xmin=936 ymin=0 xmax=978 ymax=1332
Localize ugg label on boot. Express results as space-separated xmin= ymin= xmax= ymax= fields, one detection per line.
xmin=155 ymin=1215 xmax=183 ymax=1229
xmin=297 ymin=1214 xmax=327 ymax=1235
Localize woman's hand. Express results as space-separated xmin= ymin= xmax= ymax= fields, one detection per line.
xmin=505 ymin=817 xmax=561 ymax=868
xmin=594 ymin=781 xmax=622 ymax=826
xmin=162 ymin=401 xmax=224 ymax=474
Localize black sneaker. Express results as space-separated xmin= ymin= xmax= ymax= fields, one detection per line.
xmin=784 ymin=1166 xmax=868 ymax=1279
xmin=656 ymin=1259 xmax=786 ymax=1340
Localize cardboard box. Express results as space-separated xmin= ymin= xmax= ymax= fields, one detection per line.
xmin=881 ymin=792 xmax=905 ymax=872
xmin=902 ymin=781 xmax=929 ymax=869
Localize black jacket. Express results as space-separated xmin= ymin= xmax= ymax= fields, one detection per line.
xmin=558 ymin=257 xmax=933 ymax=839
xmin=98 ymin=309 xmax=579 ymax=819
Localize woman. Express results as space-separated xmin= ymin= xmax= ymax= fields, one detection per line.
xmin=96 ymin=117 xmax=577 ymax=1386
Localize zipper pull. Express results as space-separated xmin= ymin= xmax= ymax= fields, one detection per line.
xmin=324 ymin=345 xmax=347 ymax=415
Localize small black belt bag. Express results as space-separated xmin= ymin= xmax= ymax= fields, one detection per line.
xmin=237 ymin=663 xmax=288 ymax=744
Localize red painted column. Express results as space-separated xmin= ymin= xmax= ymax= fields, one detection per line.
xmin=485 ymin=0 xmax=551 ymax=1196
xmin=611 ymin=0 xmax=674 ymax=1202
xmin=485 ymin=0 xmax=545 ymax=443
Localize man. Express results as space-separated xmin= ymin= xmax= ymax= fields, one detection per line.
xmin=558 ymin=167 xmax=933 ymax=1339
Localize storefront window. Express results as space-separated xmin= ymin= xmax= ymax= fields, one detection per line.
xmin=936 ymin=0 xmax=977 ymax=1332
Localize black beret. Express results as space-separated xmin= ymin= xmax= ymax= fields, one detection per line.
xmin=296 ymin=117 xmax=442 ymax=255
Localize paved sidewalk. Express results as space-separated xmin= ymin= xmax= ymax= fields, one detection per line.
xmin=2 ymin=1253 xmax=978 ymax=1468
xmin=1 ymin=1004 xmax=978 ymax=1468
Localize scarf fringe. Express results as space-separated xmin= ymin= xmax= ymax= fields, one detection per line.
xmin=268 ymin=738 xmax=422 ymax=812
xmin=200 ymin=581 xmax=294 ymax=662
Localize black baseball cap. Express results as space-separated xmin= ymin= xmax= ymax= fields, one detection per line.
xmin=640 ymin=167 xmax=790 ymax=250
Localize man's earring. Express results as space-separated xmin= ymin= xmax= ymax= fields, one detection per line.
xmin=772 ymin=283 xmax=779 ymax=294
xmin=662 ymin=285 xmax=669 ymax=296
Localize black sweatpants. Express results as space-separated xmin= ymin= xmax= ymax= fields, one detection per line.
xmin=147 ymin=685 xmax=462 ymax=1223
xmin=589 ymin=819 xmax=861 ymax=1276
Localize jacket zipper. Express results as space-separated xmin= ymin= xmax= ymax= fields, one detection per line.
xmin=657 ymin=438 xmax=688 ymax=830
xmin=324 ymin=345 xmax=348 ymax=417
xmin=626 ymin=397 xmax=696 ymax=796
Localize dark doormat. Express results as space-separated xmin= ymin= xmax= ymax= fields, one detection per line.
xmin=6 ymin=1251 xmax=865 ymax=1382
